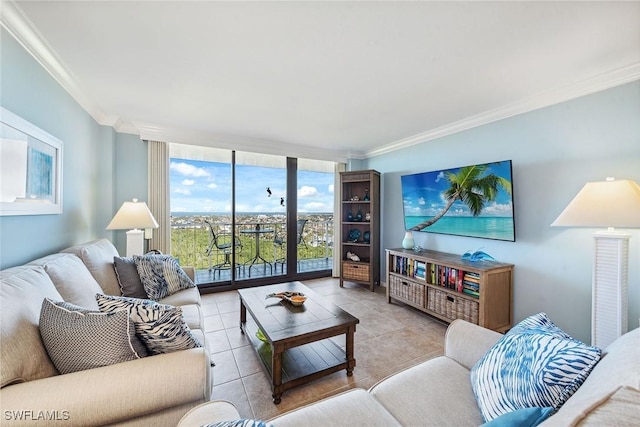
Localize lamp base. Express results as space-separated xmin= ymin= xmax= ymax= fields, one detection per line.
xmin=126 ymin=229 xmax=145 ymax=257
xmin=592 ymin=231 xmax=630 ymax=349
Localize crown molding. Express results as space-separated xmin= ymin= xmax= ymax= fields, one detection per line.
xmin=0 ymin=0 xmax=110 ymax=125
xmin=366 ymin=63 xmax=640 ymax=158
xmin=135 ymin=122 xmax=353 ymax=163
xmin=4 ymin=0 xmax=638 ymax=161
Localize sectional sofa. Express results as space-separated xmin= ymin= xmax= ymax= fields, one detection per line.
xmin=179 ymin=319 xmax=639 ymax=426
xmin=0 ymin=239 xmax=211 ymax=426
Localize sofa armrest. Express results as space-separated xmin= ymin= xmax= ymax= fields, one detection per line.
xmin=444 ymin=319 xmax=502 ymax=370
xmin=0 ymin=348 xmax=210 ymax=426
xmin=178 ymin=401 xmax=241 ymax=427
xmin=182 ymin=266 xmax=196 ymax=282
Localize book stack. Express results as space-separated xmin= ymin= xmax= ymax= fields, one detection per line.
xmin=462 ymin=272 xmax=480 ymax=298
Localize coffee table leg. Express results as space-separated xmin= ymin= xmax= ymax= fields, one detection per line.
xmin=272 ymin=344 xmax=283 ymax=404
xmin=346 ymin=325 xmax=356 ymax=376
xmin=240 ymin=299 xmax=246 ymax=334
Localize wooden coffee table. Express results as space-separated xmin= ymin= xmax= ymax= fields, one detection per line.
xmin=238 ymin=282 xmax=359 ymax=404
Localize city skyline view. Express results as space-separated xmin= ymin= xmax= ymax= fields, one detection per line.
xmin=170 ymin=158 xmax=335 ymax=214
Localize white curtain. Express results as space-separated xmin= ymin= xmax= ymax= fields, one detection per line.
xmin=333 ymin=162 xmax=346 ymax=276
xmin=147 ymin=140 xmax=171 ymax=254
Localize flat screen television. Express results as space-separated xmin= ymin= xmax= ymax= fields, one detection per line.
xmin=401 ymin=160 xmax=515 ymax=242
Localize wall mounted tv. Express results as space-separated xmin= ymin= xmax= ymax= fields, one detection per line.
xmin=401 ymin=160 xmax=515 ymax=242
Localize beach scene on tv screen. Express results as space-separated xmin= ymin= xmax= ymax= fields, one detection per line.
xmin=401 ymin=160 xmax=515 ymax=242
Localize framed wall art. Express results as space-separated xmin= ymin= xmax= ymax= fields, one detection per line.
xmin=1 ymin=107 xmax=63 ymax=215
xmin=401 ymin=160 xmax=515 ymax=242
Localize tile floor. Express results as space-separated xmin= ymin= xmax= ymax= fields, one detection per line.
xmin=200 ymin=277 xmax=448 ymax=421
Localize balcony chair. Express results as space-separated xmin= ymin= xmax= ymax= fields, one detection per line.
xmin=273 ymin=219 xmax=308 ymax=273
xmin=204 ymin=220 xmax=242 ymax=277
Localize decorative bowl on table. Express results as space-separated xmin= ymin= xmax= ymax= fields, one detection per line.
xmin=266 ymin=291 xmax=307 ymax=306
xmin=289 ymin=295 xmax=307 ymax=306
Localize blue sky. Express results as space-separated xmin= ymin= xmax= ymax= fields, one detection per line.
xmin=401 ymin=161 xmax=514 ymax=218
xmin=170 ymin=158 xmax=334 ymax=213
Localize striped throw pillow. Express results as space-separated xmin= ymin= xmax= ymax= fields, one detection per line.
xmin=471 ymin=312 xmax=601 ymax=422
xmin=133 ymin=254 xmax=195 ymax=300
xmin=96 ymin=294 xmax=202 ymax=355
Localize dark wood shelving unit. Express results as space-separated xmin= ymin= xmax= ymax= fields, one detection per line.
xmin=339 ymin=170 xmax=380 ymax=291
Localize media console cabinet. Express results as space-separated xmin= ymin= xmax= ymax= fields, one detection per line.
xmin=386 ymin=248 xmax=513 ymax=332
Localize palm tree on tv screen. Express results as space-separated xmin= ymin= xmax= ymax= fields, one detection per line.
xmin=409 ymin=164 xmax=512 ymax=232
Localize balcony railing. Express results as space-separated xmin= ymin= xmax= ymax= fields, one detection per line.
xmin=170 ymin=215 xmax=333 ymax=273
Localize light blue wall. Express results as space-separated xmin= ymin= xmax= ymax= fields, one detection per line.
xmin=0 ymin=30 xmax=148 ymax=266
xmin=111 ymin=134 xmax=148 ymax=255
xmin=366 ymin=81 xmax=640 ymax=342
xmin=0 ymin=28 xmax=118 ymax=268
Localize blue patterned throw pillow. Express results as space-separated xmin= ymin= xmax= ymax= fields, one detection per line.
xmin=133 ymin=254 xmax=195 ymax=300
xmin=471 ymin=312 xmax=602 ymax=422
xmin=480 ymin=407 xmax=554 ymax=427
xmin=202 ymin=420 xmax=274 ymax=427
xmin=96 ymin=294 xmax=202 ymax=355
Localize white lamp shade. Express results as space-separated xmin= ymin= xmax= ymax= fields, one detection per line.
xmin=106 ymin=199 xmax=159 ymax=230
xmin=551 ymin=179 xmax=640 ymax=228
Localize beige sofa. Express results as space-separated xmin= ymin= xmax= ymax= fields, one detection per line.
xmin=0 ymin=239 xmax=211 ymax=426
xmin=179 ymin=319 xmax=639 ymax=426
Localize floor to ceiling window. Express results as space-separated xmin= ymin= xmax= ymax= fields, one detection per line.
xmin=168 ymin=144 xmax=335 ymax=291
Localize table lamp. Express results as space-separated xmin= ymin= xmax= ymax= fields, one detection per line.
xmin=106 ymin=198 xmax=159 ymax=257
xmin=551 ymin=177 xmax=640 ymax=348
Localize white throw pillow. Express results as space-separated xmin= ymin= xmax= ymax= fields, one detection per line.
xmin=39 ymin=298 xmax=145 ymax=374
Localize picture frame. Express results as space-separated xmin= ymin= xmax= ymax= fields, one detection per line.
xmin=401 ymin=160 xmax=515 ymax=242
xmin=1 ymin=107 xmax=63 ymax=215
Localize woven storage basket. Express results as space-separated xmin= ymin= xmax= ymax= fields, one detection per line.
xmin=427 ymin=288 xmax=479 ymax=324
xmin=389 ymin=275 xmax=425 ymax=307
xmin=342 ymin=262 xmax=370 ymax=282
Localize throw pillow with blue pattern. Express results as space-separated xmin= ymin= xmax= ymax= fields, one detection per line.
xmin=471 ymin=312 xmax=602 ymax=422
xmin=133 ymin=254 xmax=195 ymax=300
xmin=202 ymin=420 xmax=274 ymax=427
xmin=96 ymin=294 xmax=202 ymax=355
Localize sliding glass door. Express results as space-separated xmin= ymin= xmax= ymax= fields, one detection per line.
xmin=234 ymin=151 xmax=287 ymax=280
xmin=168 ymin=144 xmax=335 ymax=290
xmin=296 ymin=159 xmax=335 ymax=274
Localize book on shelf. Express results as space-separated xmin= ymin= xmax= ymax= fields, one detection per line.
xmin=415 ymin=261 xmax=426 ymax=279
xmin=462 ymin=288 xmax=480 ymax=298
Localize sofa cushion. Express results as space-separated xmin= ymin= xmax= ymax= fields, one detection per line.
xmin=268 ymin=388 xmax=401 ymax=426
xmin=538 ymin=327 xmax=640 ymax=426
xmin=62 ymin=239 xmax=121 ymax=296
xmin=28 ymin=253 xmax=103 ymax=310
xmin=134 ymin=254 xmax=195 ymax=300
xmin=177 ymin=303 xmax=203 ymax=331
xmin=569 ymin=386 xmax=640 ymax=426
xmin=96 ymin=294 xmax=202 ymax=355
xmin=39 ymin=298 xmax=145 ymax=374
xmin=114 ymin=256 xmax=148 ymax=299
xmin=0 ymin=266 xmax=62 ymax=386
xmin=471 ymin=312 xmax=602 ymax=422
xmin=159 ymin=285 xmax=202 ymax=307
xmin=370 ymin=356 xmax=485 ymax=426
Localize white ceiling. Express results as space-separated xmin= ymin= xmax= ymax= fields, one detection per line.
xmin=3 ymin=1 xmax=640 ymax=161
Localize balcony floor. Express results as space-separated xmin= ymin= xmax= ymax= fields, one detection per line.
xmin=195 ymin=257 xmax=333 ymax=285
